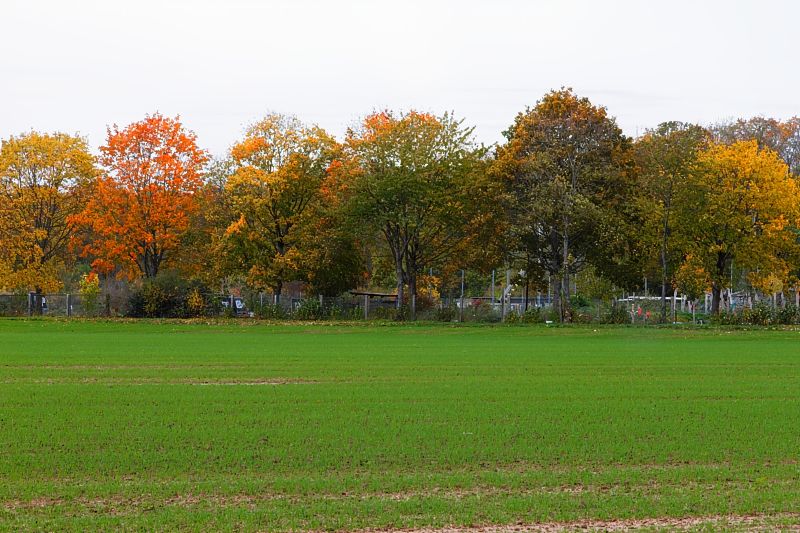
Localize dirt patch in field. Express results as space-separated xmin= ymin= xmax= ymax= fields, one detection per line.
xmin=360 ymin=513 xmax=800 ymax=532
xmin=4 ymin=480 xmax=784 ymax=510
xmin=0 ymin=377 xmax=320 ymax=385
xmin=191 ymin=379 xmax=318 ymax=386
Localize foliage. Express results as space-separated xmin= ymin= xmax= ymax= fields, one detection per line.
xmin=676 ymin=140 xmax=800 ymax=313
xmin=72 ymin=114 xmax=208 ymax=280
xmin=464 ymin=300 xmax=500 ymax=323
xmin=0 ymin=132 xmax=96 ymax=294
xmin=714 ymin=302 xmax=800 ymax=326
xmin=344 ymin=110 xmax=496 ymax=318
xmin=78 ymin=272 xmax=101 ymax=317
xmin=294 ymin=298 xmax=325 ymax=320
xmin=634 ymin=122 xmax=709 ymax=320
xmin=126 ymin=272 xmax=217 ymax=318
xmin=605 ymin=303 xmax=630 ymax=324
xmin=255 ymin=303 xmax=288 ymax=320
xmin=221 ymin=114 xmax=338 ymax=301
xmin=712 ymin=116 xmax=800 ymax=175
xmin=493 ymin=88 xmax=635 ymax=322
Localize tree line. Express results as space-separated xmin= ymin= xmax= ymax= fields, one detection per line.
xmin=2 ymin=88 xmax=799 ymax=322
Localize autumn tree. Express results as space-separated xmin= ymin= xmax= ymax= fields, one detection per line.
xmin=345 ymin=110 xmax=493 ymax=319
xmin=494 ymin=89 xmax=634 ymax=322
xmin=635 ymin=122 xmax=709 ymax=321
xmin=677 ymin=140 xmax=800 ymax=314
xmin=72 ymin=114 xmax=208 ymax=279
xmin=712 ymin=116 xmax=800 ymax=175
xmin=220 ymin=114 xmax=338 ymax=302
xmin=0 ymin=132 xmax=96 ymax=311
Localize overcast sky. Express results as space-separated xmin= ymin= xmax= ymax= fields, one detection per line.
xmin=3 ymin=0 xmax=798 ymax=157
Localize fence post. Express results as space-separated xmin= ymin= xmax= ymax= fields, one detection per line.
xmin=66 ymin=294 xmax=71 ymax=317
xmin=364 ymin=294 xmax=369 ymax=320
xmin=459 ymin=270 xmax=465 ymax=322
xmin=28 ymin=292 xmax=33 ymax=317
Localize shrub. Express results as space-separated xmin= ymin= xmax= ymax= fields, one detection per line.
xmin=126 ymin=272 xmax=215 ymax=318
xmin=295 ymin=298 xmax=324 ymax=320
xmin=605 ymin=303 xmax=629 ymax=324
xmin=776 ymin=304 xmax=800 ymax=325
xmin=519 ymin=307 xmax=543 ymax=324
xmin=255 ymin=303 xmax=286 ymax=319
xmin=186 ymin=288 xmax=206 ymax=318
xmin=372 ymin=306 xmax=398 ymax=320
xmin=431 ymin=306 xmax=457 ymax=322
xmin=743 ymin=302 xmax=773 ymax=326
xmin=465 ymin=300 xmax=500 ymax=323
xmin=78 ymin=272 xmax=101 ymax=317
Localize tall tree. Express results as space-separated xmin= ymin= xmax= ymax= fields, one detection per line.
xmin=635 ymin=122 xmax=709 ymax=321
xmin=345 ymin=110 xmax=492 ymax=319
xmin=677 ymin=140 xmax=800 ymax=313
xmin=72 ymin=114 xmax=208 ymax=279
xmin=0 ymin=132 xmax=96 ymax=311
xmin=221 ymin=114 xmax=338 ymax=302
xmin=494 ymin=89 xmax=634 ymax=322
xmin=712 ymin=116 xmax=800 ymax=175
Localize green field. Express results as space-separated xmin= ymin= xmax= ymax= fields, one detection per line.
xmin=2 ymin=320 xmax=800 ymax=531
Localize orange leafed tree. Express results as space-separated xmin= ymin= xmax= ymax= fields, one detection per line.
xmin=73 ymin=114 xmax=208 ymax=279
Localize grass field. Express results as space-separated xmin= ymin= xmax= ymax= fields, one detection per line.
xmin=2 ymin=320 xmax=800 ymax=531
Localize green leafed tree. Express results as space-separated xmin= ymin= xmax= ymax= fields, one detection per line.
xmin=345 ymin=110 xmax=495 ymax=319
xmin=635 ymin=122 xmax=709 ymax=321
xmin=493 ymin=89 xmax=635 ymax=322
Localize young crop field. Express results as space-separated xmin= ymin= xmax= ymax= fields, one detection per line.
xmin=2 ymin=320 xmax=800 ymax=531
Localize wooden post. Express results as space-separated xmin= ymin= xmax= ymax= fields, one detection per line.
xmin=364 ymin=294 xmax=369 ymax=320
xmin=66 ymin=294 xmax=71 ymax=317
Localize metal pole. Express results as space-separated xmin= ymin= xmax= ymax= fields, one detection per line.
xmin=504 ymin=269 xmax=511 ymax=320
xmin=491 ymin=269 xmax=495 ymax=306
xmin=364 ymin=294 xmax=369 ymax=320
xmin=459 ymin=270 xmax=465 ymax=322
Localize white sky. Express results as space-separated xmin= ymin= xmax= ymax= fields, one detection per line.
xmin=2 ymin=0 xmax=798 ymax=157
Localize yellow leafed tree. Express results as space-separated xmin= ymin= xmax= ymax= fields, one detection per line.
xmin=0 ymin=132 xmax=96 ymax=310
xmin=676 ymin=140 xmax=800 ymax=313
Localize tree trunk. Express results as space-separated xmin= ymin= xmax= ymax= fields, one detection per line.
xmin=560 ymin=229 xmax=570 ymax=323
xmin=33 ymin=287 xmax=43 ymax=316
xmin=395 ymin=259 xmax=404 ymax=317
xmin=660 ymin=227 xmax=668 ymax=323
xmin=274 ymin=280 xmax=283 ymax=305
xmin=711 ymin=283 xmax=722 ymax=315
xmin=409 ymin=273 xmax=417 ymax=321
xmin=710 ymin=251 xmax=728 ymax=315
